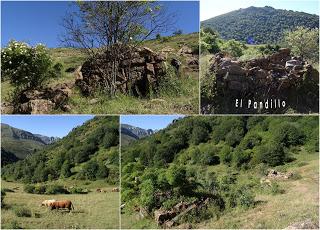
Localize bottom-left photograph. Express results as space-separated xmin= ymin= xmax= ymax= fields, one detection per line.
xmin=1 ymin=115 xmax=120 ymax=229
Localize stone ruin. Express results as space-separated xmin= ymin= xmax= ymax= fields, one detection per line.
xmin=203 ymin=48 xmax=319 ymax=114
xmin=75 ymin=45 xmax=167 ymax=97
xmin=266 ymin=169 xmax=293 ymax=180
xmin=1 ymin=83 xmax=73 ymax=114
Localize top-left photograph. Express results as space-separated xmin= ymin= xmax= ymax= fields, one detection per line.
xmin=1 ymin=1 xmax=200 ymax=115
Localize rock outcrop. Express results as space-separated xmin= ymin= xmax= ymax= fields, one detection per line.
xmin=8 ymin=83 xmax=73 ymax=114
xmin=202 ymin=48 xmax=319 ymax=114
xmin=75 ymin=45 xmax=167 ymax=97
xmin=267 ymin=169 xmax=293 ymax=180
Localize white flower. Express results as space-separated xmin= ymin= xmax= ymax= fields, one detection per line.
xmin=9 ymin=61 xmax=12 ymax=64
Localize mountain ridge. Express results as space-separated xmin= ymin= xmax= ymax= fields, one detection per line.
xmin=121 ymin=124 xmax=155 ymax=146
xmin=1 ymin=123 xmax=59 ymax=161
xmin=201 ymin=6 xmax=319 ymax=44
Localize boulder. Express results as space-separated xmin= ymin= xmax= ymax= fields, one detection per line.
xmin=267 ymin=169 xmax=293 ymax=179
xmin=178 ymin=46 xmax=193 ymax=55
xmin=285 ymin=60 xmax=303 ymax=68
xmin=154 ymin=209 xmax=177 ymax=225
xmin=18 ymin=99 xmax=55 ymax=114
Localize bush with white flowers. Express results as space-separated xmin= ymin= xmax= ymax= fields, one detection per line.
xmin=1 ymin=40 xmax=62 ymax=90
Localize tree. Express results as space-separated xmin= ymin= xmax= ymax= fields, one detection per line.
xmin=61 ymin=1 xmax=175 ymax=96
xmin=200 ymin=28 xmax=221 ymax=53
xmin=173 ymin=29 xmax=183 ymax=35
xmin=256 ymin=141 xmax=287 ymax=166
xmin=191 ymin=126 xmax=209 ymax=145
xmin=220 ymin=39 xmax=247 ymax=57
xmin=284 ymin=26 xmax=319 ymax=63
xmin=82 ymin=160 xmax=99 ymax=180
xmin=60 ymin=160 xmax=72 ymax=178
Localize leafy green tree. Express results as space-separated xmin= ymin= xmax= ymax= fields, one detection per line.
xmin=256 ymin=141 xmax=287 ymax=166
xmin=96 ymin=162 xmax=109 ymax=179
xmin=191 ymin=126 xmax=209 ymax=145
xmin=284 ymin=26 xmax=319 ymax=63
xmin=220 ymin=39 xmax=247 ymax=57
xmin=82 ymin=160 xmax=99 ymax=180
xmin=139 ymin=179 xmax=156 ymax=211
xmin=60 ymin=160 xmax=72 ymax=178
xmin=200 ymin=27 xmax=222 ymax=54
xmin=219 ymin=145 xmax=233 ymax=165
xmin=272 ymin=122 xmax=304 ymax=147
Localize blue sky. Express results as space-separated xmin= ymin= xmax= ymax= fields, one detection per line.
xmin=121 ymin=115 xmax=184 ymax=130
xmin=1 ymin=1 xmax=199 ymax=48
xmin=201 ymin=0 xmax=319 ymax=20
xmin=1 ymin=115 xmax=94 ymax=138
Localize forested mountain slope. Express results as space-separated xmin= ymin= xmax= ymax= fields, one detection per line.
xmin=201 ymin=6 xmax=319 ymax=44
xmin=2 ymin=116 xmax=119 ymax=184
xmin=1 ymin=123 xmax=55 ymax=161
xmin=121 ymin=124 xmax=154 ymax=146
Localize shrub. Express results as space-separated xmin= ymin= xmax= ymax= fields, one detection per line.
xmin=255 ymin=141 xmax=287 ymax=166
xmin=220 ymin=39 xmax=247 ymax=57
xmin=23 ymin=184 xmax=35 ymax=193
xmin=9 ymin=220 xmax=21 ymax=229
xmin=1 ymin=190 xmax=6 ymax=207
xmin=45 ymin=184 xmax=68 ymax=194
xmin=139 ymin=179 xmax=156 ymax=211
xmin=1 ymin=40 xmax=62 ymax=90
xmin=33 ymin=184 xmax=46 ymax=194
xmin=270 ymin=182 xmax=285 ymax=195
xmin=283 ymin=27 xmax=319 ymax=63
xmin=173 ymin=29 xmax=183 ymax=36
xmin=238 ymin=190 xmax=255 ymax=208
xmin=219 ymin=145 xmax=233 ymax=165
xmin=68 ymin=187 xmax=88 ymax=194
xmin=14 ymin=207 xmax=32 ymax=217
xmin=272 ymin=122 xmax=304 ymax=147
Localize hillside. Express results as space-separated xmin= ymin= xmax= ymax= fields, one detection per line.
xmin=121 ymin=124 xmax=154 ymax=146
xmin=1 ymin=116 xmax=119 ymax=184
xmin=1 ymin=123 xmax=57 ymax=161
xmin=201 ymin=6 xmax=319 ymax=44
xmin=1 ymin=33 xmax=199 ymax=115
xmin=121 ymin=116 xmax=319 ymax=228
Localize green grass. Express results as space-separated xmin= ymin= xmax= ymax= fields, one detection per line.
xmin=1 ymin=180 xmax=119 ymax=229
xmin=196 ymin=151 xmax=319 ymax=229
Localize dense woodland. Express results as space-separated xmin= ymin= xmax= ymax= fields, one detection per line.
xmin=201 ymin=6 xmax=319 ymax=44
xmin=121 ymin=116 xmax=318 ymax=225
xmin=2 ymin=117 xmax=119 ymax=185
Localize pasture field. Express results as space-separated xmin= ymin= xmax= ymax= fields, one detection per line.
xmin=121 ymin=149 xmax=319 ymax=229
xmin=1 ymin=180 xmax=119 ymax=229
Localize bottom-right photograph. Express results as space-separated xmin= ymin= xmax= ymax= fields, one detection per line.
xmin=120 ymin=115 xmax=319 ymax=229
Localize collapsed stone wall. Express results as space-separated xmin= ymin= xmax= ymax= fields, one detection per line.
xmin=1 ymin=83 xmax=73 ymax=114
xmin=202 ymin=48 xmax=319 ymax=114
xmin=75 ymin=45 xmax=167 ymax=97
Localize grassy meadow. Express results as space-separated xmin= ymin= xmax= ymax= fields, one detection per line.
xmin=1 ymin=180 xmax=119 ymax=229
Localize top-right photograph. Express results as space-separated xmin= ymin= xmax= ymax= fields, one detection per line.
xmin=200 ymin=0 xmax=319 ymax=114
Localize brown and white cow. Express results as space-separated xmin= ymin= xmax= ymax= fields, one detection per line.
xmin=49 ymin=200 xmax=74 ymax=211
xmin=41 ymin=199 xmax=56 ymax=207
